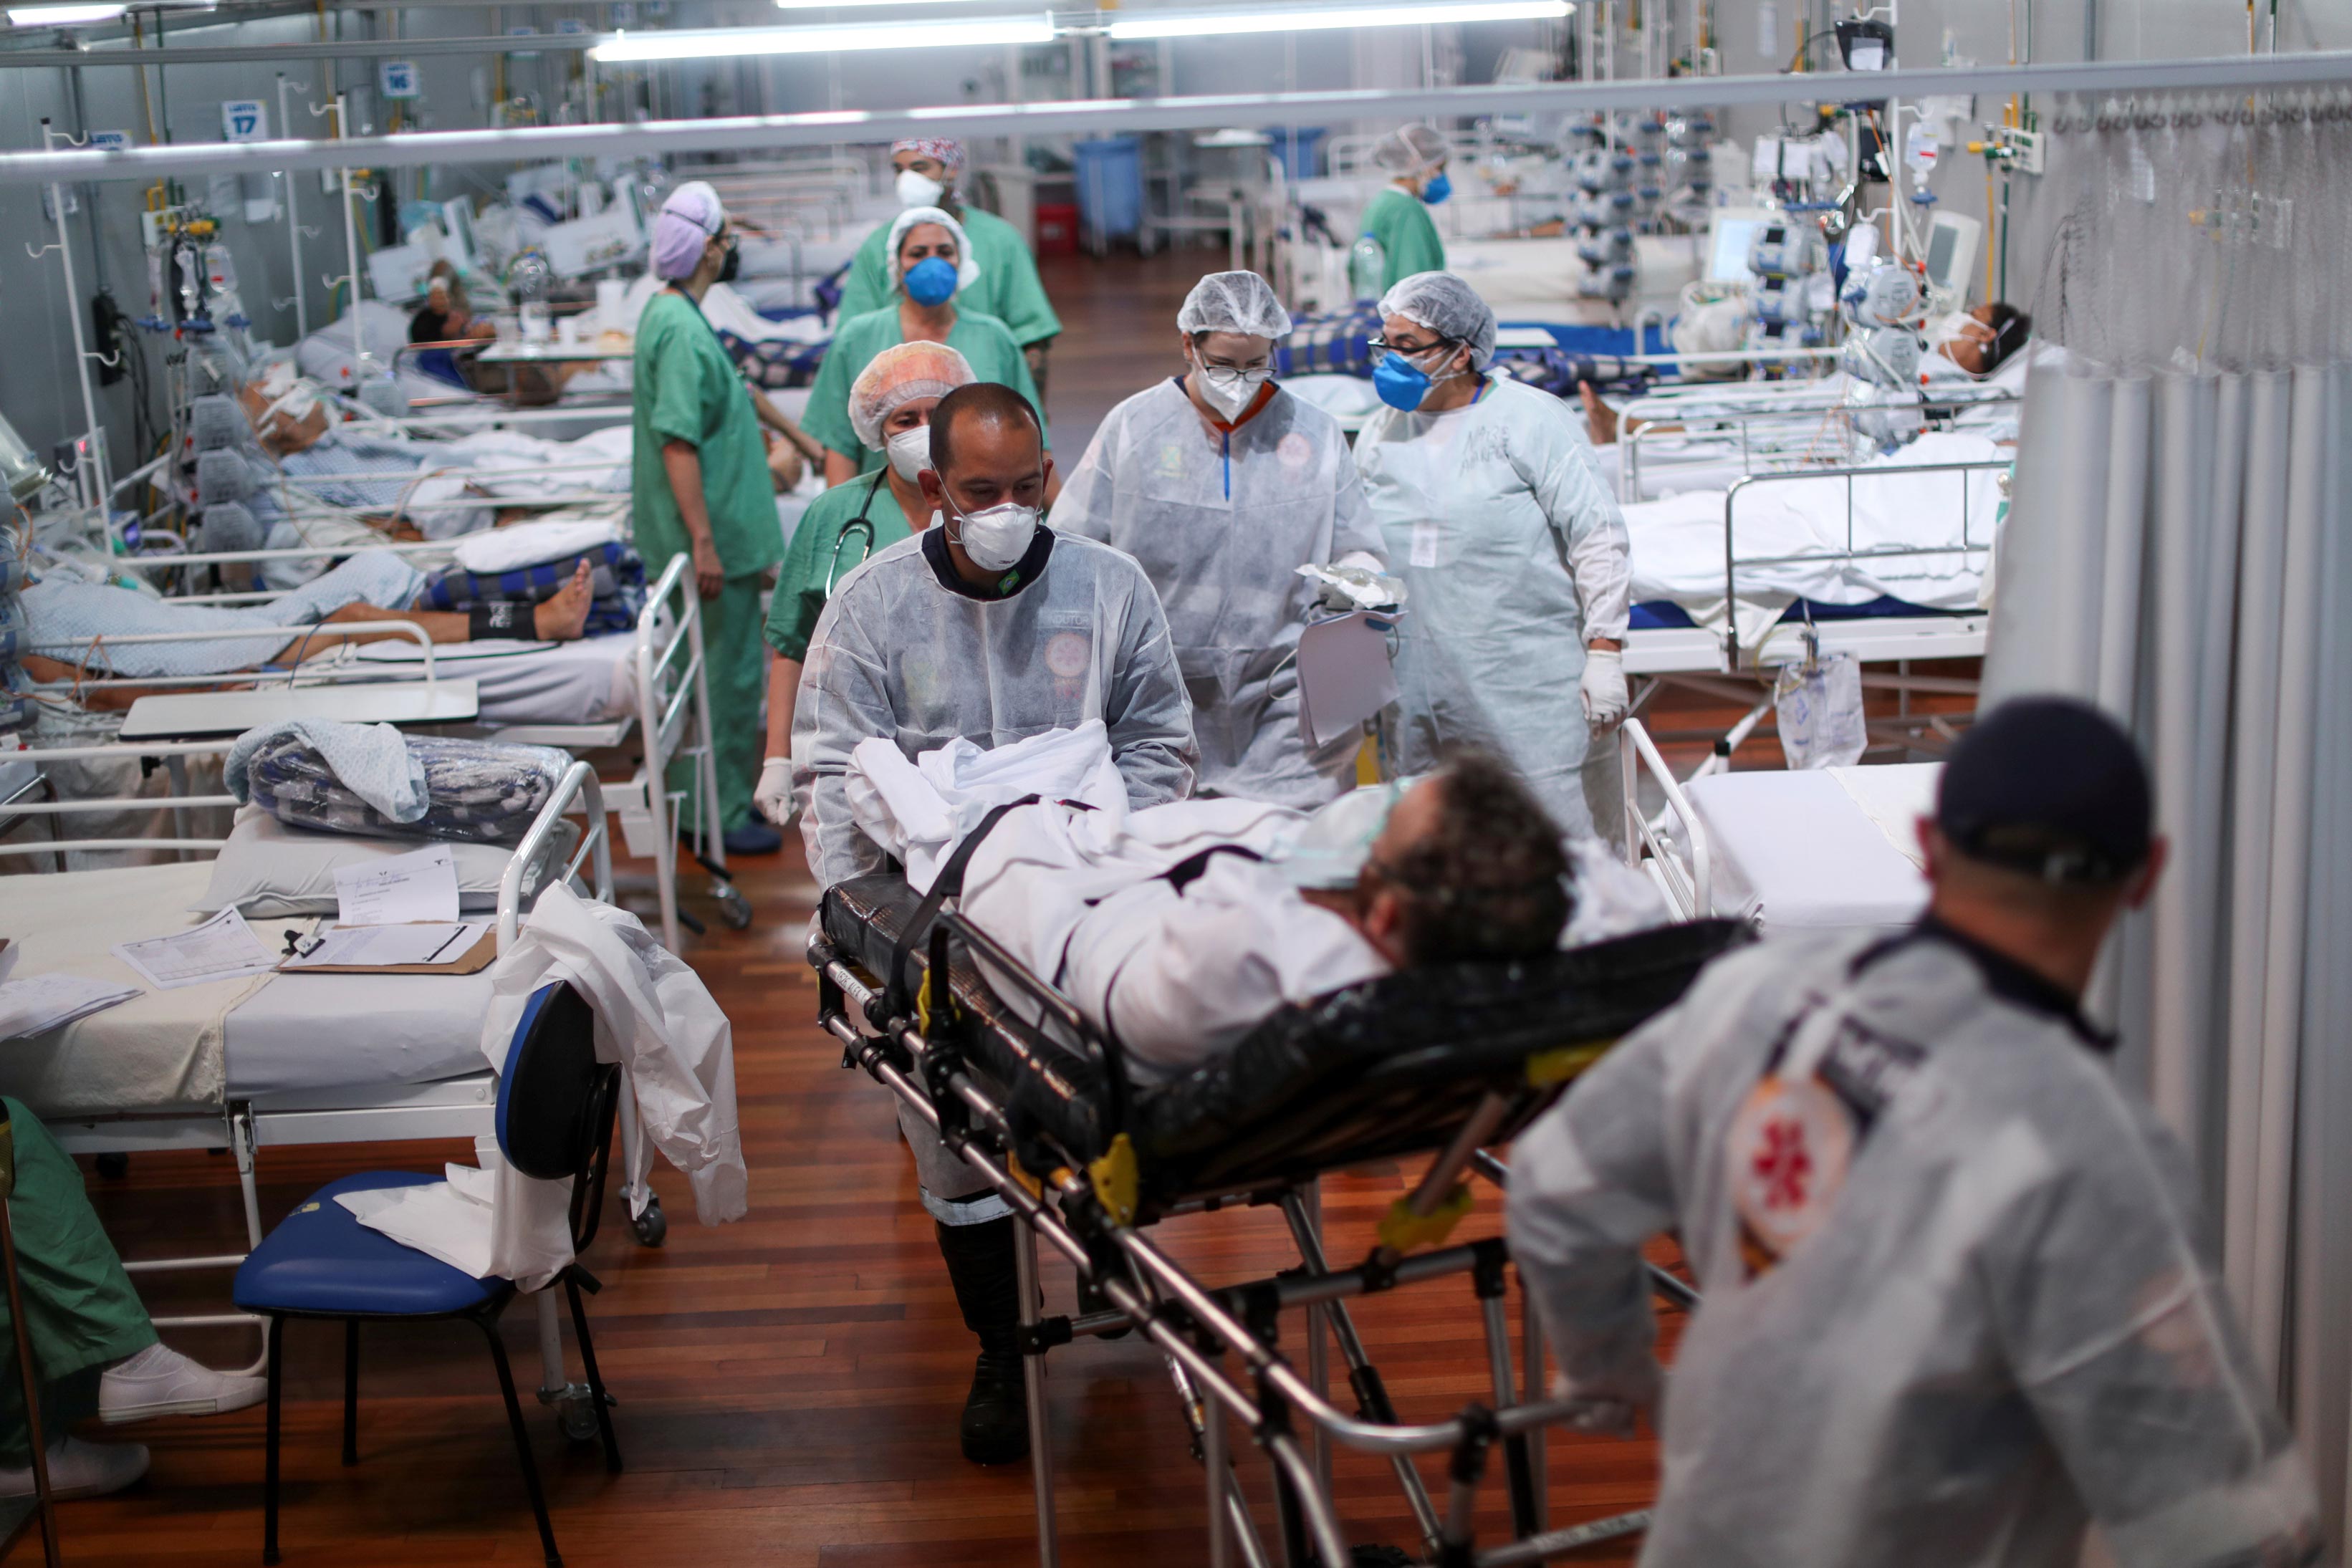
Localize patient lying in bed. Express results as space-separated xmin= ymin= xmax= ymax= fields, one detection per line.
xmin=19 ymin=549 xmax=595 ymax=708
xmin=960 ymin=754 xmax=1575 ymax=1079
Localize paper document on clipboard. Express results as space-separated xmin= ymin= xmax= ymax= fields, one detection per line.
xmin=1296 ymin=610 xmax=1403 ymax=749
xmin=282 ymin=920 xmax=494 ymax=973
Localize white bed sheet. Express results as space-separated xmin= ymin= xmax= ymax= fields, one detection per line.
xmin=1625 ymin=431 xmax=2007 ymax=612
xmin=348 ymin=633 xmax=635 ymax=725
xmin=1684 ymin=764 xmax=1937 ymax=935
xmin=0 ymin=862 xmax=497 ymax=1112
xmin=0 ymin=863 xmax=268 ymax=1115
xmin=227 ymin=969 xmax=492 ymax=1097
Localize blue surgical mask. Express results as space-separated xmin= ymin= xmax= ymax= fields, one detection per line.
xmin=1419 ymin=171 xmax=1452 ymax=206
xmin=1372 ymin=353 xmax=1434 ymax=411
xmin=903 ymin=256 xmax=959 ymax=307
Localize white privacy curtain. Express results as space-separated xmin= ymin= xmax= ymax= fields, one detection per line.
xmin=1986 ymin=93 xmax=2352 ymax=1550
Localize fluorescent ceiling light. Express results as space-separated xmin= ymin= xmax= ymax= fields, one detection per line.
xmin=8 ymin=2 xmax=127 ymax=24
xmin=1108 ymin=1 xmax=1570 ymax=42
xmin=775 ymin=0 xmax=1013 ymax=8
xmin=592 ymin=14 xmax=1050 ymax=60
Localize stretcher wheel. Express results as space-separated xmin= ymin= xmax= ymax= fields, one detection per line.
xmin=95 ymin=1153 xmax=129 ymax=1179
xmin=557 ymin=1391 xmax=601 ymax=1443
xmin=630 ymin=1195 xmax=668 ymax=1248
xmin=714 ymin=883 xmax=753 ymax=930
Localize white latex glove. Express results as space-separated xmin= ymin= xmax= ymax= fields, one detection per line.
xmin=1550 ymin=1357 xmax=1663 ymax=1438
xmin=754 ymin=756 xmax=794 ymax=826
xmin=1580 ymin=647 xmax=1628 ymax=734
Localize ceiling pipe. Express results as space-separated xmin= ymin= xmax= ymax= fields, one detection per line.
xmin=0 ymin=46 xmax=2346 ymax=184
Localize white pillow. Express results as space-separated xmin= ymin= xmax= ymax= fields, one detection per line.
xmin=193 ymin=806 xmax=572 ymax=918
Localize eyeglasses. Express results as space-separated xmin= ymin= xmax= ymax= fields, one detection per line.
xmin=1368 ymin=336 xmax=1453 ymax=363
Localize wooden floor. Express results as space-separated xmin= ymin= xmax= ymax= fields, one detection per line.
xmin=57 ymin=245 xmax=1965 ymax=1567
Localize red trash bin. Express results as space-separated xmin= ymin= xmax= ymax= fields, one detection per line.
xmin=1035 ymin=203 xmax=1080 ymax=257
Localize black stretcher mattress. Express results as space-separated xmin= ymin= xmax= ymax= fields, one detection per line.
xmin=822 ymin=873 xmax=1745 ymax=1204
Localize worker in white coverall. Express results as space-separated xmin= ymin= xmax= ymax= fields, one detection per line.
xmin=1353 ymin=270 xmax=1632 ymax=840
xmin=791 ymin=380 xmax=1194 ymax=1469
xmin=1505 ymin=696 xmax=2319 ymax=1568
xmin=1051 ymin=269 xmax=1388 ymax=807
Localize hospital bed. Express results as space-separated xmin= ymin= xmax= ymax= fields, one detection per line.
xmin=807 ymin=859 xmax=1745 ymax=1566
xmin=0 ymin=746 xmax=624 ymax=1437
xmin=1616 ymin=716 xmax=1936 ymax=938
xmin=23 ymin=547 xmax=744 ymax=950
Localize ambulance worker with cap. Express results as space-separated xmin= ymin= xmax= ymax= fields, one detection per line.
xmin=1506 ymin=696 xmax=2320 ymax=1568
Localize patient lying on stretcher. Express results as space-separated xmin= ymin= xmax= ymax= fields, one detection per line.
xmin=18 ymin=550 xmax=596 ymax=709
xmin=957 ymin=753 xmax=1578 ymax=1079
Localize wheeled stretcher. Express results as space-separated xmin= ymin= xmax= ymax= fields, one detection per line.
xmin=808 ymin=869 xmax=1742 ymax=1567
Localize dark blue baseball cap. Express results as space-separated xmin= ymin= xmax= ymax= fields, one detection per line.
xmin=1936 ymin=697 xmax=2152 ymax=885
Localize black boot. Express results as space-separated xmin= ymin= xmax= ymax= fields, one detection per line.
xmin=933 ymin=1217 xmax=1030 ymax=1466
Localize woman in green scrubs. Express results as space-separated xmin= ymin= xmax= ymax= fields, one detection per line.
xmin=802 ymin=206 xmax=1047 ymax=486
xmin=750 ymin=340 xmax=977 ymax=827
xmin=1358 ymin=122 xmax=1453 ymax=295
xmin=834 ymin=137 xmax=1062 ymax=385
xmin=633 ymin=181 xmax=789 ymax=856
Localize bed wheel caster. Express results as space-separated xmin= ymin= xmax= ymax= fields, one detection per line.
xmin=630 ymin=1196 xmax=667 ymax=1248
xmin=95 ymin=1153 xmax=129 ymax=1179
xmin=714 ymin=884 xmax=752 ymax=930
xmin=557 ymin=1393 xmax=602 ymax=1443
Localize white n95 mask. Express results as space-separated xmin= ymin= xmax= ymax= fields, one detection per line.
xmin=1192 ymin=357 xmax=1271 ymax=422
xmin=896 ymin=168 xmax=948 ymax=208
xmin=949 ymin=496 xmax=1040 ymax=572
xmin=885 ymin=425 xmax=932 ymax=484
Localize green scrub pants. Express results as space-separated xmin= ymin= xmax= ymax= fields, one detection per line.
xmin=667 ymin=574 xmax=769 ymax=836
xmin=0 ymin=1100 xmax=154 ymax=1464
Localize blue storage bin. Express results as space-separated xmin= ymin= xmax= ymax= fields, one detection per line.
xmin=1073 ymin=136 xmax=1143 ymax=241
xmin=1263 ymin=126 xmax=1327 ymax=181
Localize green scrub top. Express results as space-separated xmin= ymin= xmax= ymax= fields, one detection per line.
xmin=764 ymin=470 xmax=919 ymax=663
xmin=835 ymin=206 xmax=1064 ymax=347
xmin=630 ymin=288 xmax=784 ymax=578
xmin=1360 ymin=186 xmax=1448 ymax=296
xmin=802 ymin=304 xmax=1049 ymax=475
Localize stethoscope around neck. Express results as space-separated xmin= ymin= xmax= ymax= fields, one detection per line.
xmin=823 ymin=470 xmax=891 ymax=598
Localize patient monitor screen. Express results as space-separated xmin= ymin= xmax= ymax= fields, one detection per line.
xmin=1708 ymin=213 xmax=1770 ymax=281
xmin=1927 ymin=223 xmax=1959 ymax=289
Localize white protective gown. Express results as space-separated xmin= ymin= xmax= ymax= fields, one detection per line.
xmin=1504 ymin=929 xmax=2318 ymax=1568
xmin=1355 ymin=377 xmax=1630 ymax=837
xmin=791 ymin=528 xmax=1199 ymax=889
xmin=1052 ymin=378 xmax=1387 ymax=808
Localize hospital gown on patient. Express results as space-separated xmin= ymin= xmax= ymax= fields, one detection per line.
xmin=1504 ymin=931 xmax=2318 ymax=1568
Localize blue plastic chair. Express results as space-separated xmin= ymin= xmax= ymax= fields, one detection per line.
xmin=232 ymin=981 xmax=623 ymax=1567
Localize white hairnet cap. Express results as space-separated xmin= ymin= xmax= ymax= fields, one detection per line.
xmin=1176 ymin=270 xmax=1293 ymax=340
xmin=1371 ymin=123 xmax=1449 ymax=177
xmin=848 ymin=339 xmax=976 ymax=451
xmin=653 ymin=180 xmax=724 ymax=280
xmin=885 ymin=206 xmax=982 ymax=296
xmin=1379 ymin=271 xmax=1498 ymax=371
xmin=1271 ymin=781 xmax=1408 ymax=890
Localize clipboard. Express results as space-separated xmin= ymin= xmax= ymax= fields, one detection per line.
xmin=275 ymin=923 xmax=499 ymax=976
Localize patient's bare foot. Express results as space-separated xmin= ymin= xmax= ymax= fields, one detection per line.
xmin=532 ymin=561 xmax=595 ymax=641
xmin=1579 ymin=380 xmax=1619 ymax=448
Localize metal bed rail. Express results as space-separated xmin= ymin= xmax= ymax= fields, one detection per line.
xmin=1618 ymin=387 xmax=2020 ymax=501
xmin=1721 ymin=457 xmax=2010 ymax=669
xmin=626 ymin=552 xmax=747 ymax=952
xmin=17 ymin=618 xmax=440 ymax=697
xmin=1615 ymin=717 xmax=1710 ymax=920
